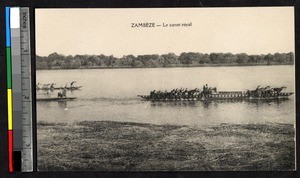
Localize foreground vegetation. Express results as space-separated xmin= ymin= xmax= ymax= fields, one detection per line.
xmin=36 ymin=52 xmax=294 ymax=69
xmin=37 ymin=121 xmax=295 ymax=171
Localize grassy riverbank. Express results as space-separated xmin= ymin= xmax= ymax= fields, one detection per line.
xmin=37 ymin=121 xmax=295 ymax=171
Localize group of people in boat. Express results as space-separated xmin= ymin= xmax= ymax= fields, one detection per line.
xmin=36 ymin=81 xmax=80 ymax=99
xmin=36 ymin=83 xmax=56 ymax=90
xmin=148 ymin=84 xmax=288 ymax=100
xmin=246 ymin=86 xmax=287 ymax=98
xmin=36 ymin=81 xmax=78 ymax=91
xmin=149 ymin=84 xmax=216 ymax=100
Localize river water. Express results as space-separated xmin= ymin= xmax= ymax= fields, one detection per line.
xmin=36 ymin=65 xmax=295 ymax=125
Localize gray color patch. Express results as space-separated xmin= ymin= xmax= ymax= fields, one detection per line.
xmin=13 ymin=74 xmax=22 ymax=93
xmin=11 ymin=28 xmax=20 ymax=37
xmin=13 ymin=111 xmax=23 ymax=129
xmin=13 ymin=129 xmax=23 ymax=150
xmin=11 ymin=37 xmax=21 ymax=56
xmin=13 ymin=92 xmax=22 ymax=111
xmin=12 ymin=55 xmax=21 ymax=75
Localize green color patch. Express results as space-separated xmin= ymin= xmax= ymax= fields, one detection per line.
xmin=6 ymin=47 xmax=12 ymax=88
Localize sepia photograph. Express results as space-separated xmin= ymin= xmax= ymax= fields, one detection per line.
xmin=35 ymin=7 xmax=295 ymax=171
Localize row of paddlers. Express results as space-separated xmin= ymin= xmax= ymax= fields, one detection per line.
xmin=36 ymin=82 xmax=82 ymax=91
xmin=138 ymin=86 xmax=293 ymax=101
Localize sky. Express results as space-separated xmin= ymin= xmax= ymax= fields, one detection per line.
xmin=35 ymin=7 xmax=294 ymax=57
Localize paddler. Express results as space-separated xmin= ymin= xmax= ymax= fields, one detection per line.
xmin=150 ymin=90 xmax=156 ymax=99
xmin=58 ymin=88 xmax=67 ymax=98
xmin=70 ymin=81 xmax=76 ymax=88
xmin=50 ymin=83 xmax=55 ymax=90
xmin=62 ymin=88 xmax=67 ymax=98
xmin=58 ymin=89 xmax=63 ymax=98
xmin=36 ymin=83 xmax=40 ymax=90
xmin=203 ymin=84 xmax=208 ymax=96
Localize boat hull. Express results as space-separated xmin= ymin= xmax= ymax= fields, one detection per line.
xmin=36 ymin=97 xmax=77 ymax=102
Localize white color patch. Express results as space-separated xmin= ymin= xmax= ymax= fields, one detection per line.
xmin=10 ymin=7 xmax=20 ymax=28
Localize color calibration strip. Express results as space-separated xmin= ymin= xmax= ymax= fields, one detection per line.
xmin=6 ymin=7 xmax=14 ymax=173
xmin=6 ymin=7 xmax=33 ymax=172
xmin=11 ymin=7 xmax=22 ymax=172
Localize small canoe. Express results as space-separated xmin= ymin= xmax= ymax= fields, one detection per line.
xmin=54 ymin=86 xmax=82 ymax=90
xmin=36 ymin=97 xmax=77 ymax=102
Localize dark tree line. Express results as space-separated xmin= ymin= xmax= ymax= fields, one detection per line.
xmin=36 ymin=52 xmax=294 ymax=70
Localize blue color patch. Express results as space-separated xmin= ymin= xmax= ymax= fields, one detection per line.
xmin=6 ymin=7 xmax=11 ymax=47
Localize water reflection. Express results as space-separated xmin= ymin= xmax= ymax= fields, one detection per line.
xmin=149 ymin=98 xmax=291 ymax=108
xmin=150 ymin=101 xmax=197 ymax=107
xmin=58 ymin=101 xmax=68 ymax=109
xmin=202 ymin=100 xmax=214 ymax=108
xmin=245 ymin=98 xmax=289 ymax=105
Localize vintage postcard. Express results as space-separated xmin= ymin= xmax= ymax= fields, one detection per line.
xmin=35 ymin=7 xmax=295 ymax=171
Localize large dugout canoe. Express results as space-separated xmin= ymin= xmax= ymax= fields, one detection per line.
xmin=138 ymin=91 xmax=293 ymax=102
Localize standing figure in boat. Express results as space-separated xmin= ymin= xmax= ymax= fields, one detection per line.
xmin=36 ymin=83 xmax=41 ymax=90
xmin=202 ymin=84 xmax=207 ymax=96
xmin=150 ymin=90 xmax=156 ymax=99
xmin=70 ymin=81 xmax=76 ymax=89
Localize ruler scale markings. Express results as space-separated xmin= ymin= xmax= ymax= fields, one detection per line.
xmin=20 ymin=7 xmax=33 ymax=172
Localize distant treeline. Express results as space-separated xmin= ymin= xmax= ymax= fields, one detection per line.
xmin=36 ymin=52 xmax=294 ymax=70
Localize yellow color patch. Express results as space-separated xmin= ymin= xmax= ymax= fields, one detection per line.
xmin=7 ymin=89 xmax=13 ymax=130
